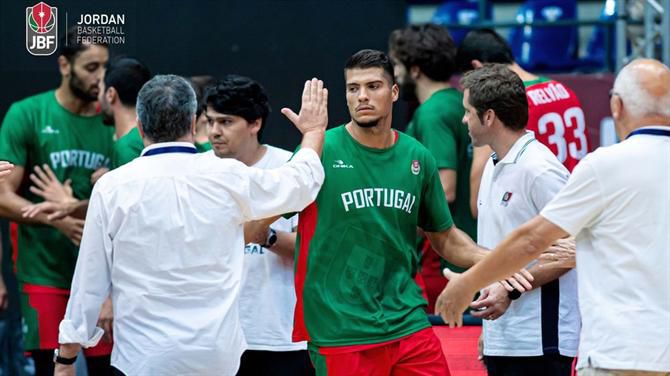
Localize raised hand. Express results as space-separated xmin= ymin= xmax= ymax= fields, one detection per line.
xmin=281 ymin=78 xmax=328 ymax=134
xmin=29 ymin=164 xmax=76 ymax=205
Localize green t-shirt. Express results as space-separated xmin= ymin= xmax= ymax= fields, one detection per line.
xmin=112 ymin=127 xmax=143 ymax=169
xmin=0 ymin=90 xmax=114 ymax=288
xmin=293 ymin=125 xmax=454 ymax=347
xmin=405 ymin=88 xmax=476 ymax=272
xmin=195 ymin=141 xmax=211 ymax=153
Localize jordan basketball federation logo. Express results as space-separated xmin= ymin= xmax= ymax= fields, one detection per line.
xmin=411 ymin=160 xmax=420 ymax=175
xmin=26 ymin=2 xmax=58 ymax=56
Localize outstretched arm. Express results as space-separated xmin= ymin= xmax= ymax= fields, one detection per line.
xmin=437 ymin=215 xmax=568 ymax=327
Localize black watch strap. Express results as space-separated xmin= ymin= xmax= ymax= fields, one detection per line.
xmin=508 ymin=288 xmax=522 ymax=300
xmin=260 ymin=228 xmax=277 ymax=248
xmin=54 ymin=349 xmax=77 ymax=365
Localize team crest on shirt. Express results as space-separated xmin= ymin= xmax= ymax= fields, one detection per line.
xmin=500 ymin=192 xmax=513 ymax=207
xmin=411 ymin=160 xmax=420 ymax=175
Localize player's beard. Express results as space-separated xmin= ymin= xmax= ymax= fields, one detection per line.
xmin=353 ymin=117 xmax=380 ymax=128
xmin=69 ymin=68 xmax=98 ymax=103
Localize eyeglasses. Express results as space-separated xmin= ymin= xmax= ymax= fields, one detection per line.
xmin=609 ymin=89 xmax=619 ymax=98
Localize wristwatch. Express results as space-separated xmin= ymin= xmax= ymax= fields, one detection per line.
xmin=53 ymin=349 xmax=77 ymax=365
xmin=507 ymin=288 xmax=522 ymax=300
xmin=260 ymin=228 xmax=277 ymax=248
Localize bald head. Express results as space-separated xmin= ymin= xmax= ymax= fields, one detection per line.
xmin=613 ymin=59 xmax=670 ymax=119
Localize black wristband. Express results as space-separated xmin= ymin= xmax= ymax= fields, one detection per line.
xmin=508 ymin=288 xmax=522 ymax=300
xmin=53 ymin=349 xmax=77 ymax=365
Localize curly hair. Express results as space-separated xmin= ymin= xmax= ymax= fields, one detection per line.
xmin=204 ymin=75 xmax=271 ymax=141
xmin=388 ymin=24 xmax=457 ymax=82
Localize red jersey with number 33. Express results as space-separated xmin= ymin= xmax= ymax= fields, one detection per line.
xmin=525 ymin=78 xmax=590 ymax=172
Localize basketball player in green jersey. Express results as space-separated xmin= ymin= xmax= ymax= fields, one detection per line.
xmin=293 ymin=50 xmax=531 ymax=376
xmin=0 ymin=29 xmax=114 ymax=375
xmin=98 ymin=56 xmax=152 ymax=169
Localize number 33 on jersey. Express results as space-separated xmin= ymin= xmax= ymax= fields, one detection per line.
xmin=525 ymin=78 xmax=590 ymax=172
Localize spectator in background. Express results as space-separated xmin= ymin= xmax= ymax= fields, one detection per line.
xmin=389 ymin=24 xmax=477 ymax=312
xmin=457 ymin=29 xmax=590 ymax=217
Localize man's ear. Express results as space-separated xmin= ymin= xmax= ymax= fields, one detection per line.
xmin=484 ymin=109 xmax=495 ymax=127
xmin=610 ymin=94 xmax=623 ymax=122
xmin=106 ymin=87 xmax=117 ymax=105
xmin=137 ymin=119 xmax=145 ymax=138
xmin=409 ymin=65 xmax=422 ymax=80
xmin=58 ymin=55 xmax=71 ymax=78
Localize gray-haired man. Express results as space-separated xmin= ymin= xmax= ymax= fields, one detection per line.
xmin=54 ymin=75 xmax=329 ymax=376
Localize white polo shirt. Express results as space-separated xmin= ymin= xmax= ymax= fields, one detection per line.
xmin=235 ymin=145 xmax=307 ymax=351
xmin=541 ymin=126 xmax=670 ymax=372
xmin=478 ymin=132 xmax=580 ymax=357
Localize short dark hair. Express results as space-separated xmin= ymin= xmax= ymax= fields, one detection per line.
xmin=58 ymin=26 xmax=108 ymax=62
xmin=104 ymin=56 xmax=152 ymax=107
xmin=460 ymin=64 xmax=528 ymax=130
xmin=204 ymin=75 xmax=271 ymax=141
xmin=457 ymin=29 xmax=515 ymax=73
xmin=344 ymin=49 xmax=396 ymax=84
xmin=388 ymin=24 xmax=457 ymax=82
xmin=189 ymin=75 xmax=217 ymax=118
xmin=136 ymin=75 xmax=197 ymax=143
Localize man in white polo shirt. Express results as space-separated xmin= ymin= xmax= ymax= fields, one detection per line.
xmin=440 ymin=58 xmax=670 ymax=375
xmin=203 ymin=75 xmax=313 ymax=375
xmin=456 ymin=64 xmax=579 ymax=376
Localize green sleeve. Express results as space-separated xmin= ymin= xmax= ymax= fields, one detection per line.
xmin=0 ymin=104 xmax=32 ymax=166
xmin=413 ymin=110 xmax=460 ymax=170
xmin=418 ymin=153 xmax=454 ymax=232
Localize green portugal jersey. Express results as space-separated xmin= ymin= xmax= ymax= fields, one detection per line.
xmin=0 ymin=90 xmax=114 ymax=288
xmin=405 ymin=88 xmax=476 ymax=272
xmin=293 ymin=125 xmax=454 ymax=347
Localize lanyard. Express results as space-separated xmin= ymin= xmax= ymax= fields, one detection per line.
xmin=142 ymin=146 xmax=197 ymax=157
xmin=626 ymin=128 xmax=670 ymax=139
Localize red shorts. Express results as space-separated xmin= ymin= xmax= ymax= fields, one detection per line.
xmin=20 ymin=283 xmax=112 ymax=356
xmin=309 ymin=327 xmax=451 ymax=376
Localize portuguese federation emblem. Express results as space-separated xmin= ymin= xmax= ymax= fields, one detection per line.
xmin=411 ymin=160 xmax=420 ymax=175
xmin=26 ymin=2 xmax=58 ymax=56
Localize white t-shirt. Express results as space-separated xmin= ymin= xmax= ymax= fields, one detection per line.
xmin=238 ymin=145 xmax=307 ymax=351
xmin=541 ymin=126 xmax=670 ymax=372
xmin=58 ymin=143 xmax=324 ymax=376
xmin=478 ymin=132 xmax=580 ymax=357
